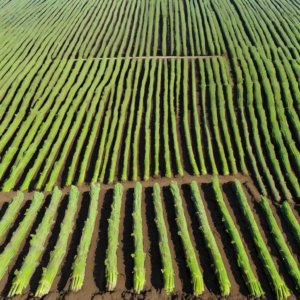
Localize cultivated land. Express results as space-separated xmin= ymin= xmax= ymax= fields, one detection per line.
xmin=1 ymin=0 xmax=300 ymax=298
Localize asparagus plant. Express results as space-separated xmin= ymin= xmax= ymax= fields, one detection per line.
xmin=233 ymin=179 xmax=290 ymax=300
xmin=0 ymin=191 xmax=44 ymax=281
xmin=260 ymin=196 xmax=300 ymax=291
xmin=280 ymin=201 xmax=300 ymax=249
xmin=35 ymin=185 xmax=79 ymax=297
xmin=152 ymin=183 xmax=174 ymax=294
xmin=169 ymin=181 xmax=204 ymax=296
xmin=9 ymin=187 xmax=62 ymax=297
xmin=211 ymin=176 xmax=263 ymax=297
xmin=105 ymin=183 xmax=123 ymax=291
xmin=0 ymin=190 xmax=24 ymax=244
xmin=190 ymin=181 xmax=230 ymax=296
xmin=132 ymin=182 xmax=146 ymax=294
xmin=70 ymin=183 xmax=101 ymax=292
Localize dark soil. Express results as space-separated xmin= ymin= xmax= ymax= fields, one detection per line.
xmin=0 ymin=175 xmax=298 ymax=300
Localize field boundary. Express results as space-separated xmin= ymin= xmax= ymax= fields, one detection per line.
xmin=74 ymin=55 xmax=222 ymax=61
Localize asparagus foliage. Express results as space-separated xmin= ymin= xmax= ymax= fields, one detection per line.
xmin=190 ymin=181 xmax=230 ymax=296
xmin=70 ymin=183 xmax=100 ymax=292
xmin=0 ymin=191 xmax=24 ymax=244
xmin=132 ymin=182 xmax=146 ymax=294
xmin=105 ymin=183 xmax=123 ymax=291
xmin=0 ymin=191 xmax=44 ymax=281
xmin=233 ymin=179 xmax=290 ymax=300
xmin=280 ymin=201 xmax=300 ymax=249
xmin=169 ymin=181 xmax=204 ymax=296
xmin=35 ymin=185 xmax=79 ymax=297
xmin=211 ymin=176 xmax=263 ymax=298
xmin=152 ymin=183 xmax=174 ymax=294
xmin=9 ymin=187 xmax=62 ymax=297
xmin=260 ymin=196 xmax=300 ymax=291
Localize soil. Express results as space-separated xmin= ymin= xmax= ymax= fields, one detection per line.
xmin=0 ymin=175 xmax=299 ymax=300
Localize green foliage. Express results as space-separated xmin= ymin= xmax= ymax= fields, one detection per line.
xmin=200 ymin=1 xmax=214 ymax=55
xmin=91 ymin=83 xmax=116 ymax=183
xmin=9 ymin=187 xmax=62 ymax=296
xmin=191 ymin=60 xmax=206 ymax=174
xmin=260 ymin=196 xmax=300 ymax=291
xmin=98 ymin=59 xmax=131 ymax=183
xmin=153 ymin=0 xmax=160 ymax=56
xmin=280 ymin=201 xmax=300 ymax=249
xmin=218 ymin=57 xmax=247 ymax=174
xmin=152 ymin=183 xmax=174 ymax=294
xmin=163 ymin=60 xmax=172 ymax=178
xmin=206 ymin=59 xmax=229 ymax=175
xmin=132 ymin=182 xmax=146 ymax=294
xmin=198 ymin=59 xmax=218 ymax=174
xmin=144 ymin=60 xmax=156 ymax=180
xmin=120 ymin=59 xmax=141 ymax=181
xmin=89 ymin=59 xmax=130 ymax=184
xmin=161 ymin=0 xmax=167 ymax=55
xmin=170 ymin=60 xmax=184 ymax=176
xmin=237 ymin=48 xmax=278 ymax=199
xmin=108 ymin=61 xmax=136 ymax=184
xmin=70 ymin=183 xmax=100 ymax=292
xmin=190 ymin=181 xmax=230 ymax=296
xmin=169 ymin=181 xmax=204 ymax=296
xmin=211 ymin=58 xmax=237 ymax=174
xmin=0 ymin=191 xmax=24 ymax=244
xmin=0 ymin=192 xmax=44 ymax=282
xmin=182 ymin=59 xmax=200 ymax=175
xmin=211 ymin=176 xmax=263 ymax=297
xmin=154 ymin=59 xmax=162 ymax=176
xmin=251 ymin=48 xmax=300 ymax=198
xmin=233 ymin=179 xmax=290 ymax=300
xmin=105 ymin=183 xmax=123 ymax=291
xmin=35 ymin=186 xmax=79 ymax=297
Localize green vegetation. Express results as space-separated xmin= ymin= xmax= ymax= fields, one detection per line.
xmin=4 ymin=1 xmax=300 ymax=296
xmin=280 ymin=201 xmax=300 ymax=249
xmin=0 ymin=191 xmax=24 ymax=244
xmin=260 ymin=196 xmax=300 ymax=291
xmin=132 ymin=182 xmax=146 ymax=293
xmin=169 ymin=181 xmax=204 ymax=296
xmin=152 ymin=183 xmax=174 ymax=294
xmin=0 ymin=192 xmax=44 ymax=281
xmin=70 ymin=183 xmax=100 ymax=292
xmin=190 ymin=181 xmax=230 ymax=296
xmin=233 ymin=179 xmax=290 ymax=300
xmin=182 ymin=59 xmax=200 ymax=175
xmin=211 ymin=176 xmax=263 ymax=297
xmin=9 ymin=187 xmax=62 ymax=296
xmin=105 ymin=183 xmax=123 ymax=291
xmin=35 ymin=186 xmax=79 ymax=297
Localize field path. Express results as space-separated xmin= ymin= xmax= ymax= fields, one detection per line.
xmin=75 ymin=55 xmax=222 ymax=60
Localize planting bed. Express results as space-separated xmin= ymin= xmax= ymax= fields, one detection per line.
xmin=0 ymin=176 xmax=299 ymax=299
xmin=2 ymin=0 xmax=300 ymax=298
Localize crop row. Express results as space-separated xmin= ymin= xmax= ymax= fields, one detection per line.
xmin=0 ymin=57 xmax=245 ymax=192
xmin=0 ymin=0 xmax=220 ymax=62
xmin=2 ymin=0 xmax=300 ymax=202
xmin=0 ymin=179 xmax=300 ymax=299
xmin=210 ymin=0 xmax=300 ymax=201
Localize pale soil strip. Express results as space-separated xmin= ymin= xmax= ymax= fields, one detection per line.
xmin=74 ymin=55 xmax=221 ymax=60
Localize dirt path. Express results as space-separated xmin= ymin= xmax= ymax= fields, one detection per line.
xmin=74 ymin=55 xmax=222 ymax=61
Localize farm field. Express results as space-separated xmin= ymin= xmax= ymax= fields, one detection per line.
xmin=1 ymin=0 xmax=300 ymax=196
xmin=0 ymin=177 xmax=300 ymax=300
xmin=2 ymin=0 xmax=300 ymax=299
